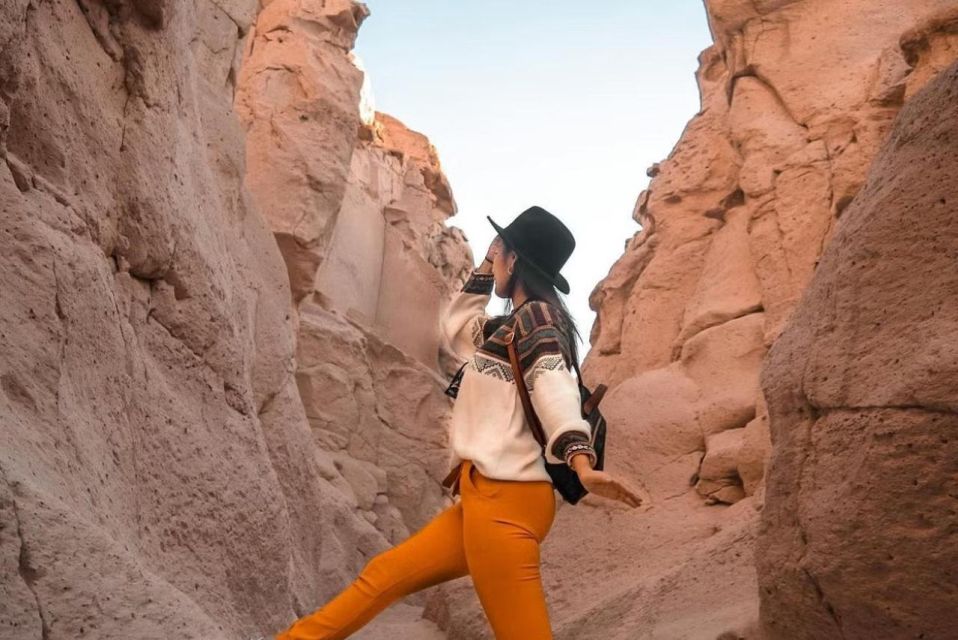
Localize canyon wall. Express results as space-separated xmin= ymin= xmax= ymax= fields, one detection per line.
xmin=589 ymin=0 xmax=958 ymax=510
xmin=0 ymin=0 xmax=398 ymax=638
xmin=234 ymin=0 xmax=475 ymax=631
xmin=3 ymin=0 xmax=956 ymax=638
xmin=757 ymin=58 xmax=958 ymax=640
xmin=235 ymin=0 xmax=472 ymax=550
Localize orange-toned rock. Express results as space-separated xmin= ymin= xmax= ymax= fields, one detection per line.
xmin=588 ymin=0 xmax=958 ymax=521
xmin=312 ymin=112 xmax=471 ymax=368
xmin=757 ymin=59 xmax=958 ymax=640
xmin=235 ymin=1 xmax=474 ymax=634
xmin=236 ymin=0 xmax=370 ymax=302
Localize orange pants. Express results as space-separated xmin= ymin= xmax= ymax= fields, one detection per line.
xmin=276 ymin=459 xmax=557 ymax=640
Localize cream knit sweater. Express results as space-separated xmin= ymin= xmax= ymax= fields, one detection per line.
xmin=440 ymin=269 xmax=592 ymax=483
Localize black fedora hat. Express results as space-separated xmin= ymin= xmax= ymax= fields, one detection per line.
xmin=486 ymin=205 xmax=575 ymax=294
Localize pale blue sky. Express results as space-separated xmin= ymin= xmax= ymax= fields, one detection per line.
xmin=356 ymin=1 xmax=713 ymax=361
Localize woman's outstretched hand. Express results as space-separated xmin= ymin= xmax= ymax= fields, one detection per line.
xmin=570 ymin=456 xmax=646 ymax=508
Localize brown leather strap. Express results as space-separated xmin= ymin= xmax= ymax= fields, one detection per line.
xmin=442 ymin=461 xmax=463 ymax=496
xmin=502 ymin=326 xmax=548 ymax=451
xmin=582 ymin=383 xmax=607 ymax=415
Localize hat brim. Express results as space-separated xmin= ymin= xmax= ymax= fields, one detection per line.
xmin=487 ymin=215 xmax=570 ymax=294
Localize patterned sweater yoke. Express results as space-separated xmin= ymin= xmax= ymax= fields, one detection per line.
xmin=475 ymin=301 xmax=573 ymax=390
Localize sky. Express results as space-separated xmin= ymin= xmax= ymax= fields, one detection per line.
xmin=355 ymin=1 xmax=713 ymax=361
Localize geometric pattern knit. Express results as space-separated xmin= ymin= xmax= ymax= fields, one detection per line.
xmin=550 ymin=429 xmax=591 ymax=463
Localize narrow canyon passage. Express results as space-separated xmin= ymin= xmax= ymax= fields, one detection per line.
xmin=1 ymin=1 xmax=956 ymax=639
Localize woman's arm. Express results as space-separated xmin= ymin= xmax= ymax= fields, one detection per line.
xmin=441 ymin=258 xmax=495 ymax=361
xmin=516 ymin=304 xmax=645 ymax=509
xmin=530 ymin=365 xmax=594 ymax=466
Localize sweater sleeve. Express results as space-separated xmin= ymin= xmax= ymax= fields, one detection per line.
xmin=441 ymin=269 xmax=494 ymax=361
xmin=514 ymin=301 xmax=593 ymax=465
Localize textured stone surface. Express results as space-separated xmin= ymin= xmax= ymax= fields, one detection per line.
xmin=295 ymin=301 xmax=458 ymax=541
xmin=5 ymin=0 xmax=958 ymax=638
xmin=235 ymin=0 xmax=370 ymax=302
xmin=353 ymin=603 xmax=447 ymax=640
xmin=312 ymin=112 xmax=471 ymax=369
xmin=757 ymin=60 xmax=958 ymax=640
xmin=236 ymin=3 xmax=470 ymax=363
xmin=235 ymin=0 xmax=473 ymax=635
xmin=236 ymin=0 xmax=472 ymax=524
xmin=0 ymin=0 xmax=387 ymax=638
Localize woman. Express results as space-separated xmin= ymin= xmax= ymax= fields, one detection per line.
xmin=276 ymin=206 xmax=643 ymax=640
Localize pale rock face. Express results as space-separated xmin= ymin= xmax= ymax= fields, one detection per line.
xmin=294 ymin=302 xmax=459 ymax=542
xmin=314 ymin=112 xmax=469 ymax=368
xmin=234 ymin=0 xmax=475 ymax=631
xmin=235 ymin=0 xmax=371 ymax=302
xmin=0 ymin=0 xmax=386 ymax=638
xmin=590 ymin=0 xmax=958 ymax=506
xmin=757 ymin=60 xmax=958 ymax=640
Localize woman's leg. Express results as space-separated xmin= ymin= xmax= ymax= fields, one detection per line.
xmin=276 ymin=498 xmax=469 ymax=640
xmin=460 ymin=461 xmax=557 ymax=640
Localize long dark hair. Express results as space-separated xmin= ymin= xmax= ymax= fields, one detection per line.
xmin=500 ymin=239 xmax=583 ymax=370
